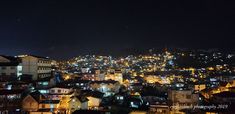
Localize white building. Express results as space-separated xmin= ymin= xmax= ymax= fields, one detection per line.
xmin=19 ymin=55 xmax=52 ymax=80
xmin=0 ymin=55 xmax=22 ymax=81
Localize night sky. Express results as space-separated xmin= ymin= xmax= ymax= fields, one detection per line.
xmin=0 ymin=0 xmax=235 ymax=59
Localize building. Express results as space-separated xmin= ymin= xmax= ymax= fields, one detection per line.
xmin=149 ymin=105 xmax=169 ymax=114
xmin=61 ymin=80 xmax=91 ymax=90
xmin=22 ymin=91 xmax=46 ymax=112
xmin=105 ymin=70 xmax=123 ymax=84
xmin=22 ymin=91 xmax=63 ymax=113
xmin=48 ymin=87 xmax=73 ymax=113
xmin=114 ymin=92 xmax=127 ymax=105
xmin=168 ymin=90 xmax=199 ymax=111
xmin=81 ymin=67 xmax=90 ymax=73
xmin=68 ymin=96 xmax=89 ymax=113
xmin=19 ymin=55 xmax=52 ymax=80
xmin=0 ymin=55 xmax=22 ymax=81
xmin=0 ymin=89 xmax=23 ymax=114
xmin=49 ymin=87 xmax=73 ymax=95
xmin=35 ymin=77 xmax=55 ymax=91
xmin=218 ymin=82 xmax=232 ymax=92
xmin=86 ymin=91 xmax=104 ymax=110
xmin=89 ymin=80 xmax=120 ymax=97
xmin=80 ymin=69 xmax=105 ymax=81
xmin=194 ymin=84 xmax=206 ymax=92
xmin=38 ymin=100 xmax=60 ymax=112
xmin=80 ymin=73 xmax=99 ymax=81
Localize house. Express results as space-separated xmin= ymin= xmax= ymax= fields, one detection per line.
xmin=218 ymin=82 xmax=232 ymax=92
xmin=168 ymin=90 xmax=199 ymax=111
xmin=194 ymin=84 xmax=206 ymax=92
xmin=22 ymin=91 xmax=64 ymax=113
xmin=68 ymin=96 xmax=89 ymax=113
xmin=129 ymin=83 xmax=143 ymax=92
xmin=35 ymin=77 xmax=56 ymax=90
xmin=86 ymin=91 xmax=104 ymax=110
xmin=205 ymin=78 xmax=220 ymax=88
xmin=73 ymin=80 xmax=91 ymax=90
xmin=48 ymin=87 xmax=73 ymax=112
xmin=0 ymin=89 xmax=23 ymax=114
xmin=22 ymin=91 xmax=46 ymax=112
xmin=49 ymin=87 xmax=72 ymax=95
xmin=80 ymin=73 xmax=97 ymax=81
xmin=232 ymin=79 xmax=235 ymax=87
xmin=80 ymin=69 xmax=105 ymax=81
xmin=8 ymin=81 xmax=32 ymax=90
xmin=0 ymin=55 xmax=22 ymax=82
xmin=149 ymin=104 xmax=169 ymax=114
xmin=89 ymin=80 xmax=120 ymax=97
xmin=105 ymin=70 xmax=123 ymax=84
xmin=128 ymin=97 xmax=143 ymax=108
xmin=114 ymin=92 xmax=126 ymax=105
xmin=143 ymin=75 xmax=161 ymax=84
xmin=142 ymin=96 xmax=167 ymax=106
xmin=57 ymin=94 xmax=71 ymax=112
xmin=38 ymin=100 xmax=60 ymax=112
xmin=60 ymin=79 xmax=91 ymax=90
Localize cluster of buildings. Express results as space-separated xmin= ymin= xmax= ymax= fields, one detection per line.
xmin=1 ymin=49 xmax=235 ymax=114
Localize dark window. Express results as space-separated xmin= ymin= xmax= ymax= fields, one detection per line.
xmin=1 ymin=73 xmax=6 ymax=76
xmin=58 ymin=89 xmax=61 ymax=93
xmin=42 ymin=104 xmax=45 ymax=108
xmin=1 ymin=67 xmax=6 ymax=70
xmin=51 ymin=90 xmax=55 ymax=93
xmin=10 ymin=73 xmax=15 ymax=76
xmin=10 ymin=66 xmax=15 ymax=69
xmin=186 ymin=95 xmax=191 ymax=99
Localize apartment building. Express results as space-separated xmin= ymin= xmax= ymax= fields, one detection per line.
xmin=0 ymin=55 xmax=22 ymax=81
xmin=19 ymin=55 xmax=52 ymax=80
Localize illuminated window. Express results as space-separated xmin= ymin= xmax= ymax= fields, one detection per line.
xmin=119 ymin=96 xmax=124 ymax=100
xmin=40 ymin=90 xmax=48 ymax=94
xmin=42 ymin=82 xmax=48 ymax=85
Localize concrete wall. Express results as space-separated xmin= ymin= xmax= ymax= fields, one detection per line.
xmin=22 ymin=95 xmax=39 ymax=112
xmin=21 ymin=56 xmax=52 ymax=80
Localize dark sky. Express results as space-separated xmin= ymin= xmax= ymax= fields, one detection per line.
xmin=0 ymin=0 xmax=235 ymax=59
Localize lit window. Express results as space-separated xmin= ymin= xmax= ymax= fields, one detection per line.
xmin=119 ymin=96 xmax=123 ymax=100
xmin=42 ymin=82 xmax=48 ymax=85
